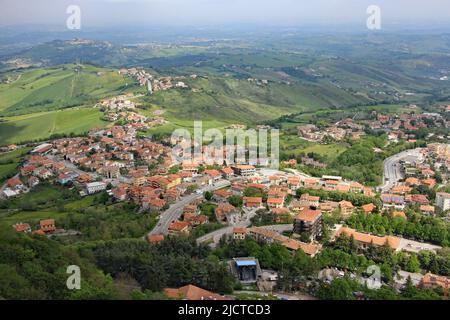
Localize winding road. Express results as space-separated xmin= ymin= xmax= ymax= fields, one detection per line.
xmin=148 ymin=179 xmax=231 ymax=236
xmin=379 ymin=148 xmax=422 ymax=193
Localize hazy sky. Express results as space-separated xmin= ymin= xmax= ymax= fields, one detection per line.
xmin=1 ymin=0 xmax=450 ymax=28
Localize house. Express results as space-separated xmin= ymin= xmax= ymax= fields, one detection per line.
xmin=294 ymin=208 xmax=323 ymax=240
xmin=232 ymin=165 xmax=256 ymax=177
xmin=7 ymin=177 xmax=25 ymax=191
xmin=436 ymin=192 xmax=450 ymax=211
xmin=420 ymin=205 xmax=435 ymax=215
xmin=164 ymin=284 xmax=229 ymax=300
xmin=405 ymin=177 xmax=421 ymax=186
xmin=336 ymin=227 xmax=401 ymax=251
xmin=148 ymin=234 xmax=164 ymax=244
xmin=407 ymin=194 xmax=429 ymax=205
xmin=2 ymin=188 xmax=18 ymax=198
xmin=248 ymin=227 xmax=320 ymax=256
xmin=100 ymin=166 xmax=121 ymax=179
xmin=34 ymin=167 xmax=52 ymax=180
xmin=184 ymin=204 xmax=199 ymax=215
xmin=420 ymin=273 xmax=449 ymax=294
xmin=58 ymin=172 xmax=79 ymax=185
xmin=232 ymin=227 xmax=247 ymax=240
xmin=213 ymin=189 xmax=232 ymax=202
xmin=21 ymin=165 xmax=36 ymax=176
xmin=287 ymin=176 xmax=301 ymax=190
xmin=350 ymin=182 xmax=364 ymax=193
xmin=28 ymin=176 xmax=40 ymax=188
xmin=40 ymin=219 xmax=56 ymax=234
xmin=221 ymin=167 xmax=234 ymax=179
xmin=204 ymin=169 xmax=222 ymax=181
xmin=339 ymin=200 xmax=354 ymax=216
xmin=381 ymin=194 xmax=405 ymax=211
xmin=147 ymin=198 xmax=166 ymax=211
xmin=215 ymin=203 xmax=239 ymax=223
xmin=271 ymin=208 xmax=291 ymax=223
xmin=13 ymin=223 xmax=31 ymax=233
xmin=299 ymin=193 xmax=320 ymax=208
xmin=112 ymin=187 xmax=128 ymax=201
xmin=319 ymin=201 xmax=340 ymax=213
xmin=185 ymin=214 xmax=209 ymax=226
xmin=421 ymin=178 xmax=436 ymax=189
xmin=267 ymin=197 xmax=284 ymax=209
xmin=243 ymin=197 xmax=263 ymax=209
xmin=362 ymin=203 xmax=377 ymax=214
xmin=168 ymin=220 xmax=190 ymax=235
xmin=86 ymin=182 xmax=107 ymax=195
xmin=391 ymin=185 xmax=412 ymax=195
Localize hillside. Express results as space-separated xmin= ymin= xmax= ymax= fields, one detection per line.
xmin=0 ymin=64 xmax=139 ymax=116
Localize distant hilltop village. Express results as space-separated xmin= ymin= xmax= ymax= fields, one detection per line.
xmin=118 ymin=67 xmax=189 ymax=95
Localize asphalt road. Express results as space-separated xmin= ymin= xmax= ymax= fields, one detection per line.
xmin=379 ymin=148 xmax=422 ymax=193
xmin=148 ymin=179 xmax=230 ymax=236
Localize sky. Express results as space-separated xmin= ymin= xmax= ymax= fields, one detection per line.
xmin=1 ymin=0 xmax=450 ymax=28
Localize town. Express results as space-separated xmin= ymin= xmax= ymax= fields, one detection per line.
xmin=1 ymin=110 xmax=449 ymax=299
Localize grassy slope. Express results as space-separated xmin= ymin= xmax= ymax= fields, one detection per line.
xmin=0 ymin=64 xmax=135 ymax=116
xmin=0 ymin=108 xmax=108 ymax=145
xmin=0 ymin=147 xmax=32 ymax=182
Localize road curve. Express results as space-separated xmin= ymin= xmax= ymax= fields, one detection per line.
xmin=379 ymin=148 xmax=422 ymax=193
xmin=148 ymin=180 xmax=231 ymax=237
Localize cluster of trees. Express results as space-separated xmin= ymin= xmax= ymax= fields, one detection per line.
xmin=59 ymin=203 xmax=158 ymax=241
xmin=346 ymin=212 xmax=449 ymax=246
xmin=89 ymin=237 xmax=236 ymax=294
xmin=243 ymin=187 xmax=267 ymax=200
xmin=0 ymin=226 xmax=117 ymax=299
xmin=250 ymin=209 xmax=293 ymax=227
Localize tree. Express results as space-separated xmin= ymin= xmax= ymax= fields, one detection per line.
xmin=317 ymin=277 xmax=356 ymax=300
xmin=228 ymin=195 xmax=243 ymax=208
xmin=204 ymin=191 xmax=213 ymax=201
xmin=406 ymin=255 xmax=421 ymax=273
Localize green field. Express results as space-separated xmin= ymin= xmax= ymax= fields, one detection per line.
xmin=280 ymin=133 xmax=348 ymax=160
xmin=0 ymin=147 xmax=32 ymax=182
xmin=0 ymin=108 xmax=108 ymax=145
xmin=0 ymin=64 xmax=139 ymax=116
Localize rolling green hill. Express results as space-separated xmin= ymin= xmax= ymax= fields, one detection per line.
xmin=0 ymin=108 xmax=108 ymax=145
xmin=0 ymin=64 xmax=139 ymax=116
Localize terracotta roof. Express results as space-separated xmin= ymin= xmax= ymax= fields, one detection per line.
xmin=148 ymin=234 xmax=164 ymax=243
xmin=233 ymin=227 xmax=247 ymax=234
xmin=296 ymin=208 xmax=322 ymax=222
xmin=169 ymin=220 xmax=190 ymax=232
xmin=339 ymin=200 xmax=354 ymax=208
xmin=362 ymin=203 xmax=376 ymax=213
xmin=243 ymin=197 xmax=262 ymax=204
xmin=234 ymin=165 xmax=255 ymax=170
xmin=267 ymin=198 xmax=284 ymax=205
xmin=221 ymin=167 xmax=234 ymax=174
xmin=271 ymin=208 xmax=290 ymax=215
xmin=13 ymin=223 xmax=30 ymax=233
xmin=336 ymin=227 xmax=401 ymax=249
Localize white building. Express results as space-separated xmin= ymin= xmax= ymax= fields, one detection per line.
xmin=86 ymin=182 xmax=107 ymax=195
xmin=436 ymin=192 xmax=450 ymax=212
